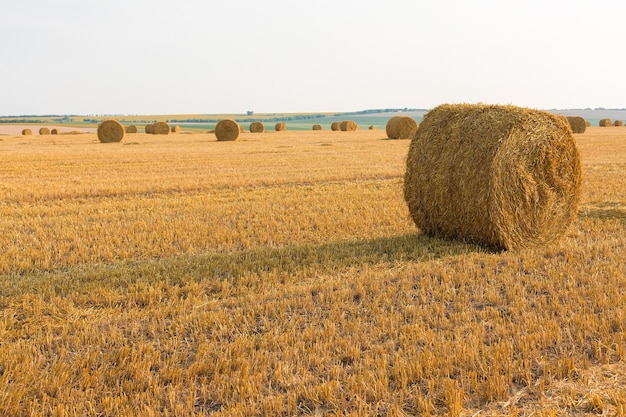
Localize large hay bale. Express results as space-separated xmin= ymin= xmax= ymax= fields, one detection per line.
xmin=312 ymin=124 xmax=322 ymax=130
xmin=275 ymin=122 xmax=287 ymax=131
xmin=386 ymin=116 xmax=418 ymax=139
xmin=126 ymin=125 xmax=138 ymax=134
xmin=215 ymin=119 xmax=240 ymax=141
xmin=330 ymin=121 xmax=342 ymax=131
xmin=97 ymin=119 xmax=125 ymax=143
xmin=39 ymin=127 xmax=50 ymax=135
xmin=145 ymin=123 xmax=155 ymax=134
xmin=566 ymin=116 xmax=587 ymax=134
xmin=22 ymin=128 xmax=32 ymax=135
xmin=152 ymin=121 xmax=170 ymax=135
xmin=615 ymin=120 xmax=624 ymax=126
xmin=599 ymin=119 xmax=613 ymax=127
xmin=340 ymin=120 xmax=358 ymax=131
xmin=249 ymin=122 xmax=265 ymax=133
xmin=404 ymin=103 xmax=582 ymax=251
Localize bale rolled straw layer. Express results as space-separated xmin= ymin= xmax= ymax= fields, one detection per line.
xmin=599 ymin=119 xmax=613 ymax=127
xmin=566 ymin=116 xmax=587 ymax=133
xmin=215 ymin=119 xmax=240 ymax=141
xmin=152 ymin=121 xmax=170 ymax=135
xmin=275 ymin=122 xmax=286 ymax=131
xmin=126 ymin=125 xmax=138 ymax=134
xmin=404 ymin=103 xmax=582 ymax=251
xmin=386 ymin=116 xmax=418 ymax=139
xmin=249 ymin=122 xmax=265 ymax=133
xmin=97 ymin=119 xmax=125 ymax=143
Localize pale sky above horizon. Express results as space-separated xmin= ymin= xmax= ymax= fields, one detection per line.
xmin=1 ymin=0 xmax=625 ymax=116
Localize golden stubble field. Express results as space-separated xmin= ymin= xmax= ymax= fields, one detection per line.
xmin=0 ymin=127 xmax=625 ymax=416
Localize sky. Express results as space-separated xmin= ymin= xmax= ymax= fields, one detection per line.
xmin=1 ymin=0 xmax=625 ymax=116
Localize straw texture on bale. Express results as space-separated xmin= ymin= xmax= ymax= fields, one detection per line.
xmin=97 ymin=119 xmax=125 ymax=143
xmin=330 ymin=121 xmax=342 ymax=131
xmin=22 ymin=128 xmax=32 ymax=135
xmin=599 ymin=119 xmax=613 ymax=127
xmin=249 ymin=122 xmax=265 ymax=133
xmin=275 ymin=122 xmax=286 ymax=131
xmin=615 ymin=120 xmax=624 ymax=126
xmin=566 ymin=116 xmax=587 ymax=134
xmin=312 ymin=124 xmax=322 ymax=130
xmin=51 ymin=129 xmax=59 ymax=135
xmin=152 ymin=121 xmax=170 ymax=135
xmin=145 ymin=124 xmax=155 ymax=134
xmin=215 ymin=119 xmax=240 ymax=141
xmin=340 ymin=120 xmax=358 ymax=131
xmin=39 ymin=127 xmax=50 ymax=135
xmin=404 ymin=103 xmax=582 ymax=251
xmin=386 ymin=116 xmax=418 ymax=139
xmin=126 ymin=125 xmax=138 ymax=134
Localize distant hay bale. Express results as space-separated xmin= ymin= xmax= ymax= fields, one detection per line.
xmin=126 ymin=125 xmax=138 ymax=134
xmin=566 ymin=116 xmax=587 ymax=133
xmin=615 ymin=120 xmax=624 ymax=126
xmin=404 ymin=103 xmax=582 ymax=251
xmin=585 ymin=121 xmax=591 ymax=127
xmin=152 ymin=121 xmax=170 ymax=135
xmin=215 ymin=119 xmax=240 ymax=141
xmin=599 ymin=119 xmax=613 ymax=127
xmin=51 ymin=128 xmax=59 ymax=135
xmin=369 ymin=125 xmax=376 ymax=130
xmin=39 ymin=127 xmax=50 ymax=135
xmin=330 ymin=121 xmax=342 ymax=131
xmin=171 ymin=125 xmax=181 ymax=133
xmin=249 ymin=122 xmax=265 ymax=133
xmin=239 ymin=125 xmax=245 ymax=133
xmin=145 ymin=123 xmax=155 ymax=134
xmin=386 ymin=116 xmax=418 ymax=139
xmin=312 ymin=124 xmax=322 ymax=130
xmin=22 ymin=128 xmax=32 ymax=135
xmin=275 ymin=122 xmax=287 ymax=131
xmin=340 ymin=120 xmax=358 ymax=131
xmin=97 ymin=119 xmax=125 ymax=143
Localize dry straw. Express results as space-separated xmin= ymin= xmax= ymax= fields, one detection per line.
xmin=330 ymin=121 xmax=342 ymax=131
xmin=615 ymin=120 xmax=624 ymax=126
xmin=152 ymin=121 xmax=170 ymax=135
xmin=97 ymin=119 xmax=125 ymax=143
xmin=404 ymin=103 xmax=582 ymax=251
xmin=51 ymin=128 xmax=59 ymax=135
xmin=39 ymin=127 xmax=50 ymax=135
xmin=566 ymin=116 xmax=587 ymax=133
xmin=22 ymin=128 xmax=32 ymax=135
xmin=340 ymin=120 xmax=358 ymax=131
xmin=249 ymin=122 xmax=265 ymax=133
xmin=369 ymin=125 xmax=377 ymax=130
xmin=599 ymin=119 xmax=613 ymax=127
xmin=275 ymin=122 xmax=287 ymax=131
xmin=385 ymin=116 xmax=418 ymax=139
xmin=312 ymin=124 xmax=322 ymax=130
xmin=145 ymin=124 xmax=155 ymax=134
xmin=215 ymin=119 xmax=240 ymax=141
xmin=126 ymin=125 xmax=138 ymax=134
xmin=171 ymin=125 xmax=181 ymax=133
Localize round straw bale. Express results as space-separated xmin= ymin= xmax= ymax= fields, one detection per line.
xmin=369 ymin=125 xmax=377 ymax=130
xmin=126 ymin=125 xmax=138 ymax=134
xmin=171 ymin=125 xmax=181 ymax=133
xmin=152 ymin=121 xmax=170 ymax=135
xmin=39 ymin=127 xmax=50 ymax=135
xmin=404 ymin=103 xmax=582 ymax=251
xmin=330 ymin=121 xmax=342 ymax=131
xmin=566 ymin=116 xmax=587 ymax=134
xmin=615 ymin=120 xmax=624 ymax=126
xmin=249 ymin=122 xmax=265 ymax=133
xmin=215 ymin=119 xmax=240 ymax=141
xmin=585 ymin=121 xmax=591 ymax=126
xmin=51 ymin=128 xmax=59 ymax=135
xmin=275 ymin=122 xmax=287 ymax=131
xmin=599 ymin=119 xmax=613 ymax=127
xmin=340 ymin=120 xmax=357 ymax=131
xmin=97 ymin=119 xmax=125 ymax=143
xmin=145 ymin=123 xmax=155 ymax=134
xmin=312 ymin=124 xmax=322 ymax=130
xmin=386 ymin=116 xmax=418 ymax=139
xmin=22 ymin=128 xmax=32 ymax=135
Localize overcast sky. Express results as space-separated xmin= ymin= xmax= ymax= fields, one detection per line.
xmin=1 ymin=0 xmax=625 ymax=116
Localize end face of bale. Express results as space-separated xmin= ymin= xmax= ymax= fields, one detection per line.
xmin=340 ymin=120 xmax=358 ymax=131
xmin=249 ymin=122 xmax=265 ymax=133
xmin=152 ymin=121 xmax=170 ymax=135
xmin=22 ymin=128 xmax=32 ymax=136
xmin=312 ymin=124 xmax=322 ymax=130
xmin=404 ymin=103 xmax=582 ymax=251
xmin=330 ymin=121 xmax=342 ymax=131
xmin=145 ymin=124 xmax=155 ymax=134
xmin=97 ymin=119 xmax=125 ymax=143
xmin=599 ymin=119 xmax=613 ymax=127
xmin=386 ymin=116 xmax=418 ymax=139
xmin=126 ymin=125 xmax=138 ymax=134
xmin=51 ymin=128 xmax=59 ymax=135
xmin=171 ymin=125 xmax=181 ymax=133
xmin=215 ymin=119 xmax=240 ymax=141
xmin=566 ymin=116 xmax=587 ymax=134
xmin=39 ymin=127 xmax=50 ymax=135
xmin=615 ymin=120 xmax=624 ymax=127
xmin=275 ymin=122 xmax=287 ymax=131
